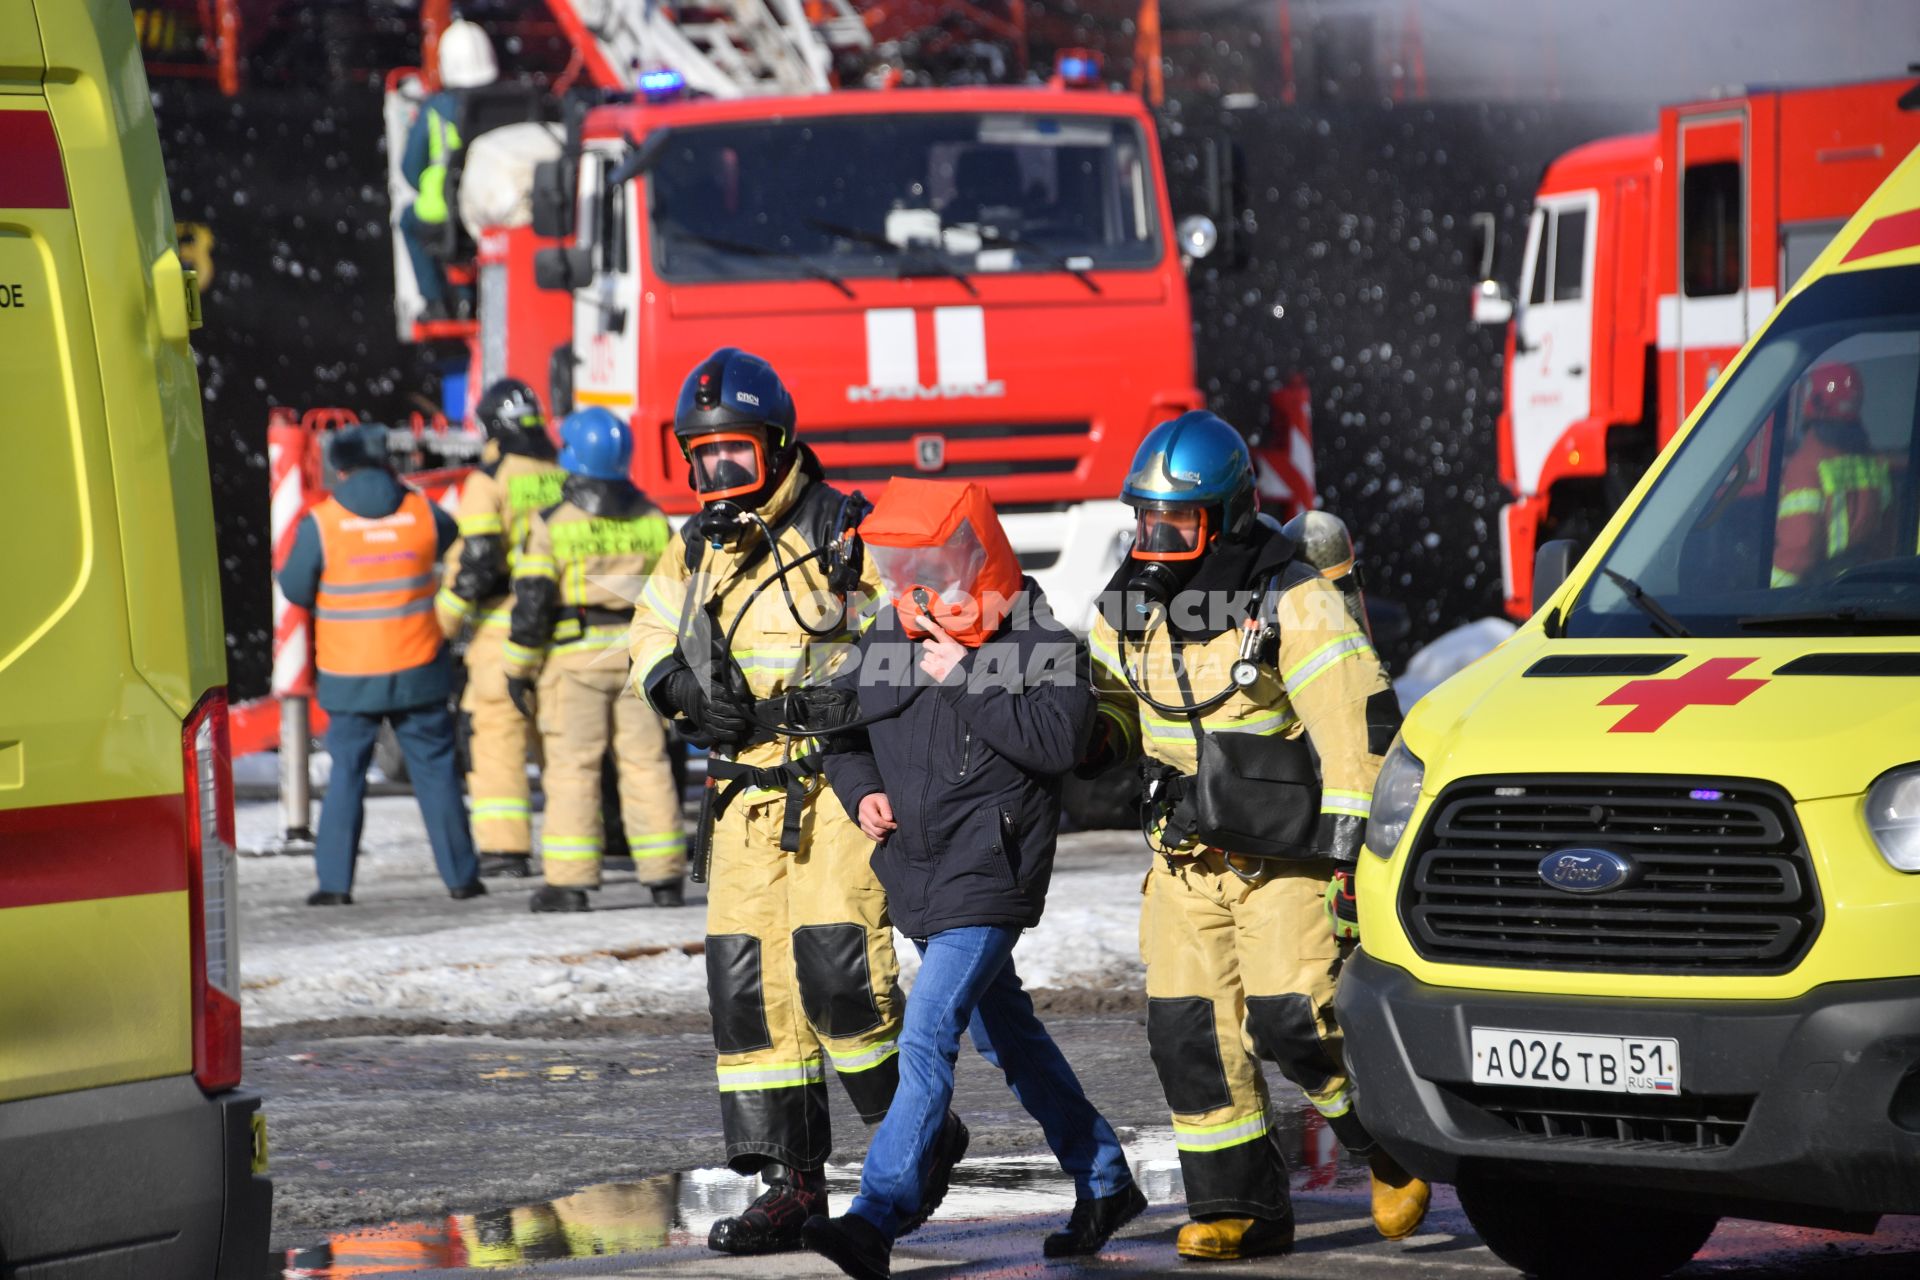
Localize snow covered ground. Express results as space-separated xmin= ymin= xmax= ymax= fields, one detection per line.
xmin=235 ymin=621 xmax=1510 ymax=1034
xmin=237 ymin=796 xmax=1145 ymax=1031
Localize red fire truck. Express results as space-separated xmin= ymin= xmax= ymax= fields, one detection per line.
xmin=537 ymin=65 xmax=1202 ymax=630
xmin=1480 ymin=75 xmax=1920 ymax=617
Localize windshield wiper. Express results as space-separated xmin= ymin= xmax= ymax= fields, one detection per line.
xmin=979 ymin=226 xmax=1102 ymax=294
xmin=667 ymin=229 xmax=855 ymax=299
xmin=805 ymin=216 xmax=980 ymax=297
xmin=1601 ymin=569 xmax=1693 ymax=638
xmin=1738 ymin=607 xmax=1920 ymax=632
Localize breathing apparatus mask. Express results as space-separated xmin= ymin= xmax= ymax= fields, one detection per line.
xmin=861 ymin=478 xmax=1021 ymax=648
xmin=1120 ymin=502 xmax=1215 ymax=623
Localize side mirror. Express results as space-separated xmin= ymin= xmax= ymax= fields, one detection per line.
xmin=1533 ymin=539 xmax=1578 ymax=614
xmin=1473 ymin=278 xmax=1514 ymax=326
xmin=534 ymin=245 xmax=592 ymax=291
xmin=1177 ymin=214 xmax=1219 ymax=261
xmin=1467 ymin=211 xmax=1512 ymax=326
xmin=531 ymin=160 xmax=575 ymax=239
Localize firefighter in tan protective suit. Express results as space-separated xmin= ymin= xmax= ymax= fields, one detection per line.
xmin=503 ymin=406 xmax=685 ymax=912
xmin=436 ymin=378 xmax=565 ymax=878
xmin=1082 ymin=411 xmax=1429 ymax=1262
xmin=633 ymin=349 xmax=955 ymax=1257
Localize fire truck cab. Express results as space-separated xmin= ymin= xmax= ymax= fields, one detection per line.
xmin=540 ymin=72 xmax=1203 ymax=632
xmin=1487 ymin=76 xmax=1920 ymax=618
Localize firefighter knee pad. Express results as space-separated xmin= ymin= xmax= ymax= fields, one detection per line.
xmin=705 ymin=934 xmax=773 ymax=1054
xmin=1245 ymin=993 xmax=1340 ymax=1095
xmin=1146 ymin=996 xmax=1233 ymax=1115
xmin=791 ymin=923 xmax=885 ymax=1038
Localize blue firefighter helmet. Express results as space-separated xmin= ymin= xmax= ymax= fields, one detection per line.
xmin=557 ymin=406 xmax=633 ymax=481
xmin=1120 ymin=410 xmax=1257 ymax=554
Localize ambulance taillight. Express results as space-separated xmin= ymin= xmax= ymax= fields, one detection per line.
xmin=184 ymin=690 xmax=243 ymax=1092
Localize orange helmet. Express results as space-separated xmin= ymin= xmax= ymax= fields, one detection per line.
xmin=1801 ymin=360 xmax=1864 ymax=424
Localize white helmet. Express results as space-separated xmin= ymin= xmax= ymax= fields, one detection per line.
xmin=437 ymin=19 xmax=498 ymax=90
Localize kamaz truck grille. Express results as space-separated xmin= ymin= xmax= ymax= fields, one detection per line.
xmin=1399 ymin=778 xmax=1820 ymax=974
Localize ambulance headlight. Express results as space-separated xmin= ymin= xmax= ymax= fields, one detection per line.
xmin=1865 ymin=766 xmax=1920 ymax=872
xmin=1364 ymin=737 xmax=1424 ymax=858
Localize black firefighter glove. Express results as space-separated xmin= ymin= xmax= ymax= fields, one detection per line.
xmin=1324 ymin=865 xmax=1360 ymax=943
xmin=1073 ymin=710 xmax=1124 ymax=780
xmin=506 ymin=674 xmax=537 ymax=719
xmin=657 ymin=663 xmax=754 ymax=751
xmin=780 ymin=686 xmax=861 ymax=737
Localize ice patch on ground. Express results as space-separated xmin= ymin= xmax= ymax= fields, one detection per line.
xmin=1393 ymin=615 xmax=1515 ymax=710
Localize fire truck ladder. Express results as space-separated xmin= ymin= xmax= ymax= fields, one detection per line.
xmin=553 ymin=0 xmax=871 ymax=98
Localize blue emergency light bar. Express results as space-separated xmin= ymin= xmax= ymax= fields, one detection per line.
xmin=1055 ymin=49 xmax=1102 ymax=87
xmin=639 ymin=68 xmax=686 ymax=101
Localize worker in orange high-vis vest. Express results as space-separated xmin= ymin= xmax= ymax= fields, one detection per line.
xmin=277 ymin=426 xmax=484 ymax=905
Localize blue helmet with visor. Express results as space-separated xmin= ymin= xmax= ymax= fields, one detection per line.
xmin=1120 ymin=410 xmax=1257 ymax=560
xmin=557 ymin=406 xmax=633 ymax=482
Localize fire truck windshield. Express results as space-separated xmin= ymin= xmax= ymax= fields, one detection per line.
xmin=1565 ymin=266 xmax=1920 ymax=639
xmin=646 ymin=112 xmax=1160 ymax=285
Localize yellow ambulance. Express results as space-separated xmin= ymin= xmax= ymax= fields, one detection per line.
xmin=1341 ymin=143 xmax=1920 ymax=1278
xmin=0 ymin=0 xmax=271 ymax=1272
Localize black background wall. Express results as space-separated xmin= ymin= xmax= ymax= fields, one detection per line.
xmin=155 ymin=81 xmax=1639 ymax=697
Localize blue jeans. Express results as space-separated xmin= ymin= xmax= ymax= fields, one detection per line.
xmin=849 ymin=925 xmax=1132 ymax=1239
xmin=315 ymin=705 xmax=478 ymax=894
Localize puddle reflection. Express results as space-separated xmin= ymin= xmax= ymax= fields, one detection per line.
xmin=279 ymin=1108 xmax=1356 ymax=1274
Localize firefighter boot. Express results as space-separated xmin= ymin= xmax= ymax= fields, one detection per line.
xmin=708 ymin=1164 xmax=826 ymax=1255
xmin=479 ymin=853 xmax=533 ymax=878
xmin=529 ymin=884 xmax=590 ymax=913
xmin=651 ymin=878 xmax=686 ymax=908
xmin=1175 ymin=1215 xmax=1295 ymax=1262
xmin=1369 ymin=1152 xmax=1431 ymax=1240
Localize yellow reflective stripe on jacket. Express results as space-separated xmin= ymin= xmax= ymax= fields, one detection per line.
xmin=1817 ymin=454 xmax=1893 ymax=557
xmin=716 ymin=1060 xmax=825 ymax=1092
xmin=552 ymin=624 xmax=633 ymax=655
xmin=1776 ymin=487 xmax=1823 ymax=520
xmin=1172 ymin=1111 xmax=1270 ymax=1153
xmin=1321 ymin=787 xmax=1372 ymax=818
xmin=1088 ymin=626 xmax=1123 ymax=675
xmin=518 ymin=554 xmax=558 ymax=581
xmin=1140 ymin=706 xmax=1296 ymax=743
xmin=826 ymin=1040 xmax=899 ymax=1074
xmin=435 ymin=586 xmax=476 ymax=621
xmin=1312 ymin=1086 xmax=1354 ymax=1119
xmin=414 ymin=108 xmax=460 ymax=224
xmin=1771 ymin=566 xmax=1801 ymax=588
xmin=1094 ymin=701 xmax=1138 ymax=757
xmin=458 ymin=512 xmax=504 ymax=538
xmin=503 ymin=639 xmax=543 ymax=670
xmin=1282 ymin=632 xmax=1371 ymax=695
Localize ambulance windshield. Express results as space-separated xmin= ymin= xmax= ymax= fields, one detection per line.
xmin=1567 ymin=265 xmax=1920 ymax=638
xmin=647 ymin=113 xmax=1160 ymax=284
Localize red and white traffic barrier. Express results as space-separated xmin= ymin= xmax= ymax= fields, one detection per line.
xmin=1254 ymin=372 xmax=1316 ymax=522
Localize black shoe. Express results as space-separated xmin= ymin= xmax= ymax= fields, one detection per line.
xmin=306 ymin=890 xmax=352 ymax=906
xmin=478 ymin=853 xmax=532 ymax=879
xmin=802 ymin=1213 xmax=890 ymax=1280
xmin=899 ymin=1112 xmax=969 ymax=1235
xmin=449 ymin=880 xmax=488 ymax=900
xmin=709 ymin=1164 xmax=825 ymax=1255
xmin=1044 ymin=1181 xmax=1147 ymax=1258
xmin=529 ymin=885 xmax=590 ymax=913
xmin=651 ymin=879 xmax=686 ymax=907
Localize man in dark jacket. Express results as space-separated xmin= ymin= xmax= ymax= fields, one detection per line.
xmin=804 ymin=480 xmax=1143 ymax=1280
xmin=277 ymin=425 xmax=484 ymax=904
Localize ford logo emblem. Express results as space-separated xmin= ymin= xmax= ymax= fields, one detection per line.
xmin=1538 ymin=848 xmax=1636 ymax=894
